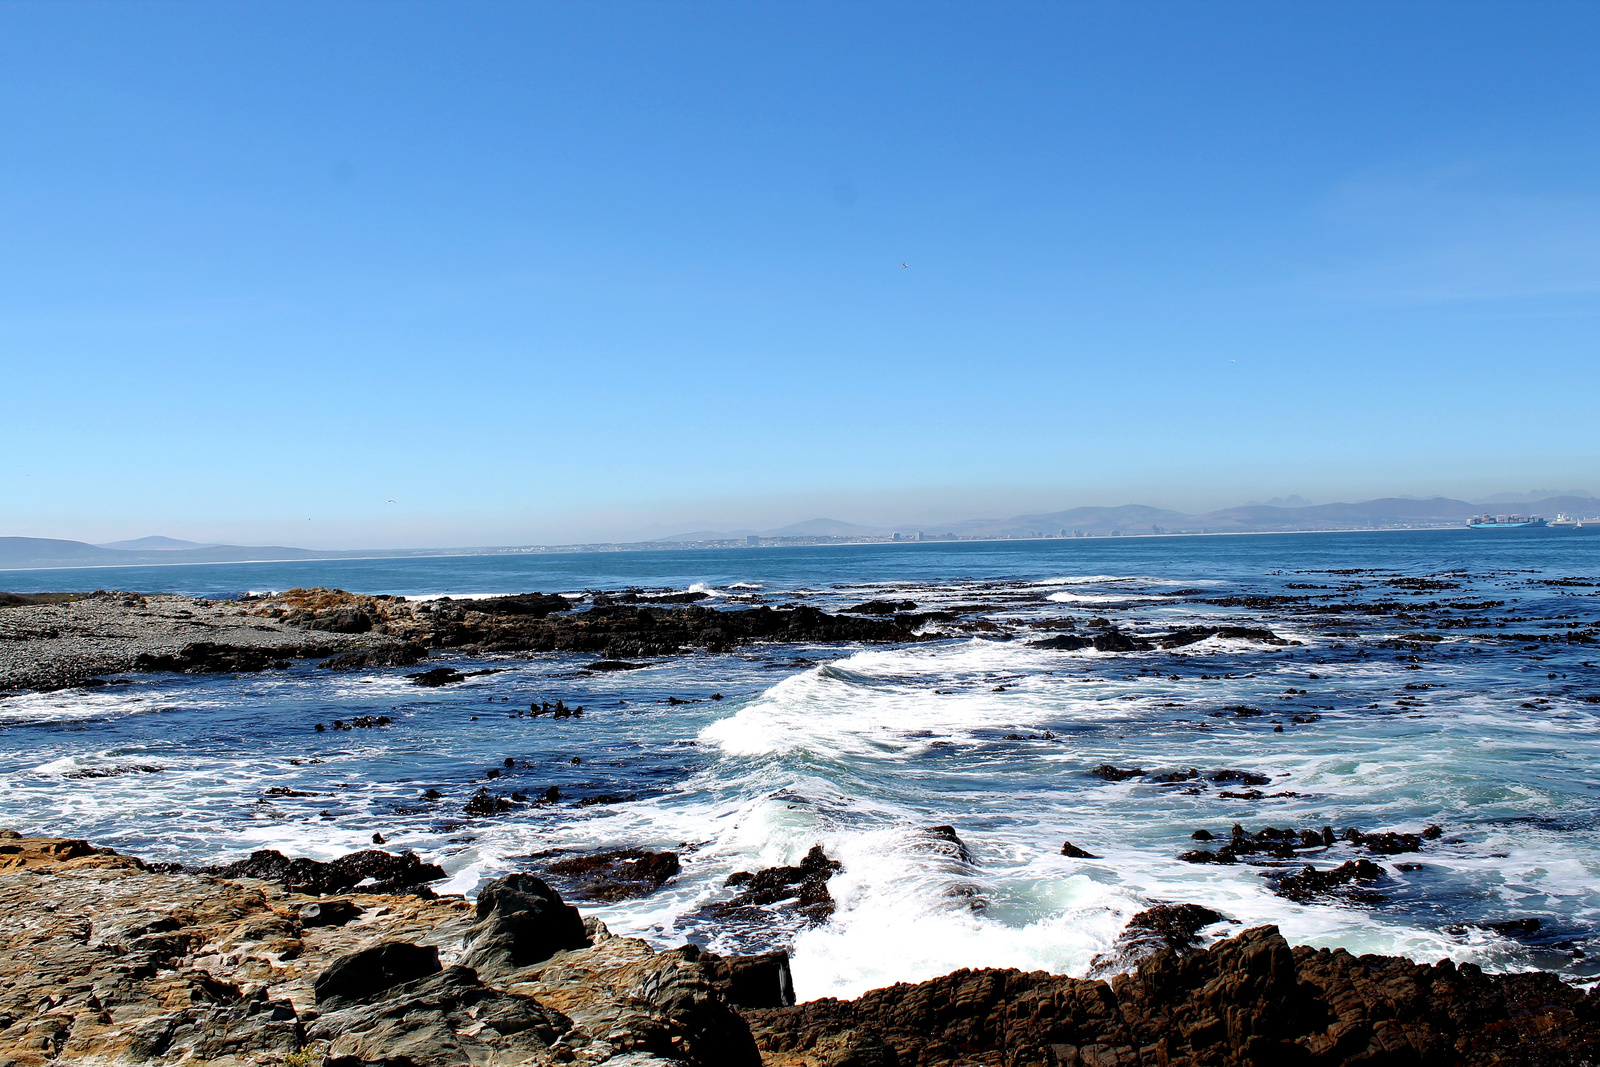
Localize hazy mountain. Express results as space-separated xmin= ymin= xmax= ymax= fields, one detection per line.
xmin=764 ymin=518 xmax=883 ymax=537
xmin=96 ymin=536 xmax=219 ymax=551
xmin=6 ymin=490 xmax=1597 ymax=573
xmin=0 ymin=537 xmax=334 ymax=571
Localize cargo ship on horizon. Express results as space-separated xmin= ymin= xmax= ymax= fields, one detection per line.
xmin=1468 ymin=514 xmax=1548 ymax=529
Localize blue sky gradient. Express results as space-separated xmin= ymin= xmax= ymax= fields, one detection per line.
xmin=3 ymin=1 xmax=1598 ymax=546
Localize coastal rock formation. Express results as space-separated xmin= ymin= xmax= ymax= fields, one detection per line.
xmin=2 ymin=832 xmax=1596 ymax=1067
xmin=262 ymin=592 xmax=923 ymax=658
xmin=718 ymin=845 xmax=843 ymax=924
xmin=0 ymin=592 xmax=412 ymax=692
xmin=200 ymin=848 xmax=448 ymax=897
xmin=746 ymin=925 xmax=1600 ymax=1066
xmin=0 ymin=833 xmax=765 ymax=1067
xmin=536 ymin=849 xmax=684 ymax=902
xmin=0 ymin=588 xmax=926 ymax=692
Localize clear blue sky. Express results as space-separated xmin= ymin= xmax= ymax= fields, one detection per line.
xmin=3 ymin=1 xmax=1597 ymax=547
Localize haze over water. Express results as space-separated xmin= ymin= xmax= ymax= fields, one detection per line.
xmin=2 ymin=529 xmax=1597 ymax=1000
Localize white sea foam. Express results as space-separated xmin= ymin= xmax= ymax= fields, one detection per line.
xmin=1047 ymin=591 xmax=1175 ymax=603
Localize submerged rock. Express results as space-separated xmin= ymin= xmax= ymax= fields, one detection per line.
xmin=538 ymin=848 xmax=683 ymax=901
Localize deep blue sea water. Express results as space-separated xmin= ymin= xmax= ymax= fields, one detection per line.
xmin=2 ymin=529 xmax=1597 ymax=998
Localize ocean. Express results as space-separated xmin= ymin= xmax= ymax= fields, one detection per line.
xmin=1 ymin=529 xmax=1596 ymax=999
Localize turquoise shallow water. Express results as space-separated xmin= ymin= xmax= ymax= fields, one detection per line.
xmin=2 ymin=529 xmax=1597 ymax=998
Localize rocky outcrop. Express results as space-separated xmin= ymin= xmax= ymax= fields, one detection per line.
xmin=538 ymin=849 xmax=684 ymax=902
xmin=0 ymin=592 xmax=417 ymax=692
xmin=201 ymin=847 xmax=447 ymax=897
xmin=0 ymin=833 xmax=770 ymax=1067
xmin=717 ymin=845 xmax=843 ymax=924
xmin=0 ymin=588 xmax=930 ymax=692
xmin=746 ymin=925 xmax=1600 ymax=1066
xmin=245 ymin=589 xmax=921 ymax=658
xmin=459 ymin=873 xmax=590 ymax=980
xmin=4 ymin=832 xmax=1596 ymax=1067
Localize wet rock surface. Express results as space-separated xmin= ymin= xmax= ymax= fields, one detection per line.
xmin=201 ymin=847 xmax=447 ymax=897
xmin=3 ymin=832 xmax=1597 ymax=1067
xmin=746 ymin=925 xmax=1600 ymax=1066
xmin=535 ymin=848 xmax=684 ymax=902
xmin=717 ymin=845 xmax=843 ymax=925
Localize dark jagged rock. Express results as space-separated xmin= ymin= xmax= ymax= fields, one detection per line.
xmin=1092 ymin=629 xmax=1151 ymax=652
xmin=1091 ymin=903 xmax=1228 ymax=972
xmin=845 ymin=599 xmax=918 ymax=615
xmin=407 ymin=667 xmax=465 ymax=687
xmin=539 ymin=848 xmax=682 ymax=901
xmin=1030 ymin=633 xmax=1093 ymax=650
xmin=312 ymin=941 xmax=442 ymax=1005
xmin=718 ymin=845 xmax=842 ymax=923
xmin=1352 ymin=829 xmax=1424 ymax=854
xmin=699 ymin=949 xmax=797 ymax=1009
xmin=464 ymin=788 xmax=513 ymax=817
xmin=921 ymin=824 xmax=973 ymax=863
xmin=459 ymin=873 xmax=589 ymax=979
xmin=1158 ymin=625 xmax=1290 ymax=648
xmin=319 ymin=642 xmax=429 ymax=670
xmin=1209 ymin=768 xmax=1271 ymax=786
xmin=1089 ymin=763 xmax=1144 ymax=781
xmin=744 ymin=924 xmax=1600 ymax=1067
xmin=132 ymin=642 xmax=294 ymax=674
xmin=261 ymin=590 xmax=924 ymax=658
xmin=584 ymin=659 xmax=649 ymax=671
xmin=594 ymin=589 xmax=712 ymax=605
xmin=450 ymin=592 xmax=572 ymax=617
xmin=1060 ymin=839 xmax=1099 ymax=859
xmin=203 ymin=847 xmax=446 ymax=896
xmin=1273 ymin=859 xmax=1389 ymax=903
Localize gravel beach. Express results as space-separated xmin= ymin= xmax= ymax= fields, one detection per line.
xmin=0 ymin=591 xmax=403 ymax=694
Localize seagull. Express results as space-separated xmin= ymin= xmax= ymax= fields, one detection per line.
xmin=386 ymin=499 xmax=396 ymax=504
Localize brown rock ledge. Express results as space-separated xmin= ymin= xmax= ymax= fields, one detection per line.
xmin=2 ymin=831 xmax=1595 ymax=1067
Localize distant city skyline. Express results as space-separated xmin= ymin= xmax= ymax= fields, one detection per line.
xmin=3 ymin=3 xmax=1598 ymax=549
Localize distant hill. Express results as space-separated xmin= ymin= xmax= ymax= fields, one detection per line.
xmin=96 ymin=536 xmax=220 ymax=551
xmin=0 ymin=537 xmax=336 ymax=571
xmin=765 ymin=518 xmax=883 ymax=537
xmin=6 ymin=492 xmax=1596 ymax=572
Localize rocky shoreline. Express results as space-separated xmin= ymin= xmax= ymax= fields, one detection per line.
xmin=1 ymin=831 xmax=1595 ymax=1066
xmin=0 ymin=589 xmax=924 ymax=694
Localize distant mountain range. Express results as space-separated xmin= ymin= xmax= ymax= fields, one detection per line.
xmin=2 ymin=493 xmax=1595 ymax=571
xmin=653 ymin=494 xmax=1600 ymax=543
